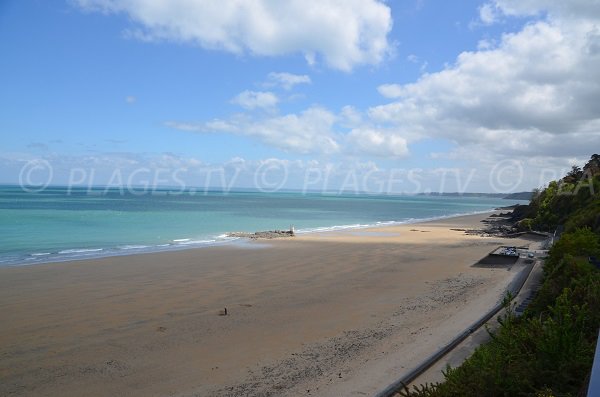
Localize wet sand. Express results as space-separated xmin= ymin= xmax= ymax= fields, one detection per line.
xmin=0 ymin=212 xmax=535 ymax=396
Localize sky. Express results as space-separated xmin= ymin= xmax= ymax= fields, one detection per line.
xmin=1 ymin=0 xmax=599 ymax=193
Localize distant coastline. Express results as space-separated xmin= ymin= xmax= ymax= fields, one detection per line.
xmin=417 ymin=191 xmax=533 ymax=200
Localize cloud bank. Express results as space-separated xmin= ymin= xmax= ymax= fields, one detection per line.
xmin=370 ymin=0 xmax=600 ymax=161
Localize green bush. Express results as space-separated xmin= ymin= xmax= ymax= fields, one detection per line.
xmin=517 ymin=218 xmax=533 ymax=231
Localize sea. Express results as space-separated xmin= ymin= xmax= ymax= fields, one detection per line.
xmin=0 ymin=185 xmax=527 ymax=266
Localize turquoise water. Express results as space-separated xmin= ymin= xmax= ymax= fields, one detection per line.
xmin=0 ymin=186 xmax=526 ymax=266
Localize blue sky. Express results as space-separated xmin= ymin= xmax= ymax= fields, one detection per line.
xmin=1 ymin=1 xmax=599 ymax=193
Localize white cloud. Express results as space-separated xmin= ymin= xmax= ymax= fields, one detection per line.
xmin=231 ymin=90 xmax=279 ymax=110
xmin=125 ymin=95 xmax=136 ymax=104
xmin=478 ymin=3 xmax=498 ymax=25
xmin=369 ymin=6 xmax=600 ymax=161
xmin=377 ymin=83 xmax=404 ymax=98
xmin=267 ymin=72 xmax=311 ymax=90
xmin=477 ymin=38 xmax=496 ymax=50
xmin=346 ymin=129 xmax=408 ymax=157
xmin=490 ymin=0 xmax=600 ymax=20
xmin=340 ymin=105 xmax=362 ymax=126
xmin=73 ymin=0 xmax=393 ymax=71
xmin=167 ymin=106 xmax=411 ymax=158
xmin=167 ymin=107 xmax=340 ymax=155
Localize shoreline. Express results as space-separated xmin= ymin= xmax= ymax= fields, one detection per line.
xmin=2 ymin=208 xmax=508 ymax=268
xmin=0 ymin=211 xmax=539 ymax=396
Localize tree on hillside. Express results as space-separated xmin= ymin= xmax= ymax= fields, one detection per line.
xmin=563 ymin=165 xmax=583 ymax=184
xmin=583 ymin=153 xmax=600 ymax=175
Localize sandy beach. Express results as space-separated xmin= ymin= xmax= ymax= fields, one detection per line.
xmin=0 ymin=212 xmax=539 ymax=396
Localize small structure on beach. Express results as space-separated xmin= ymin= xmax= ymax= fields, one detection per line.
xmin=474 ymin=245 xmax=522 ymax=267
xmin=491 ymin=246 xmax=519 ymax=257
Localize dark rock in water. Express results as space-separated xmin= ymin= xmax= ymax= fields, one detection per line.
xmin=227 ymin=229 xmax=295 ymax=240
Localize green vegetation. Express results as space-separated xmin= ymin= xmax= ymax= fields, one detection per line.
xmin=524 ymin=154 xmax=600 ymax=233
xmin=399 ymin=155 xmax=600 ymax=397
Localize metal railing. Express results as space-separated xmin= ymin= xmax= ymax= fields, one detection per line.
xmin=588 ymin=330 xmax=600 ymax=396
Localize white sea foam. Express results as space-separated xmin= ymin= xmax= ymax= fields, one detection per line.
xmin=118 ymin=245 xmax=149 ymax=250
xmin=296 ymin=223 xmax=370 ymax=234
xmin=294 ymin=209 xmax=496 ymax=236
xmin=175 ymin=239 xmax=216 ymax=245
xmin=58 ymin=248 xmax=103 ymax=254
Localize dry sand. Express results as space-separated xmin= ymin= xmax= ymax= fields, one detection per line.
xmin=0 ymin=213 xmax=536 ymax=396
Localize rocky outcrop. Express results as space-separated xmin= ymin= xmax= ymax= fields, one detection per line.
xmin=227 ymin=229 xmax=295 ymax=239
